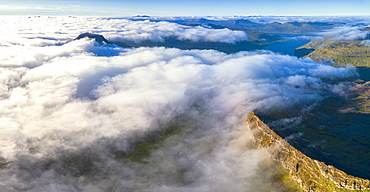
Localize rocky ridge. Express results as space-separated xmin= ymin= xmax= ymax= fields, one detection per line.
xmin=246 ymin=112 xmax=370 ymax=191
xmin=74 ymin=33 xmax=110 ymax=44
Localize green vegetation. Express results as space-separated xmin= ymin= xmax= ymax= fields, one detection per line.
xmin=296 ymin=39 xmax=370 ymax=115
xmin=120 ymin=118 xmax=187 ymax=163
xmin=296 ymin=40 xmax=370 ymax=66
xmin=262 ymin=162 xmax=302 ymax=191
xmin=347 ymin=82 xmax=370 ymax=113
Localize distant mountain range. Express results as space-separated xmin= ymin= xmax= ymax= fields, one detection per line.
xmin=131 ymin=18 xmax=339 ymax=35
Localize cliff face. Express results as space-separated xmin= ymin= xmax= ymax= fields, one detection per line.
xmin=246 ymin=112 xmax=370 ymax=191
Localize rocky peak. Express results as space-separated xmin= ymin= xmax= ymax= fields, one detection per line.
xmin=74 ymin=33 xmax=110 ymax=44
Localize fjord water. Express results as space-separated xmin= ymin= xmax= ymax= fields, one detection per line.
xmin=258 ymin=69 xmax=370 ymax=179
xmin=263 ymin=35 xmax=311 ymax=56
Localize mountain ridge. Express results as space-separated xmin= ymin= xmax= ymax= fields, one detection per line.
xmin=247 ymin=112 xmax=370 ymax=191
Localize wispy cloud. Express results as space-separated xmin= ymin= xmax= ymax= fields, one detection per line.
xmin=0 ymin=5 xmax=49 ymax=11
xmin=0 ymin=4 xmax=67 ymax=14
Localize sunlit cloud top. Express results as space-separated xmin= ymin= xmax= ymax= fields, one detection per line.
xmin=0 ymin=16 xmax=248 ymax=49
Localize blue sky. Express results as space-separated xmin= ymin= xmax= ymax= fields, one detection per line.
xmin=1 ymin=0 xmax=370 ymax=16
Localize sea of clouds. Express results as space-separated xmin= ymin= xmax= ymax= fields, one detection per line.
xmin=0 ymin=16 xmax=248 ymax=48
xmin=0 ymin=16 xmax=358 ymax=191
xmin=318 ymin=25 xmax=370 ymax=41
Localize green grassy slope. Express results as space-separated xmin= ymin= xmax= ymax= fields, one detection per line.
xmin=296 ymin=40 xmax=370 ymax=66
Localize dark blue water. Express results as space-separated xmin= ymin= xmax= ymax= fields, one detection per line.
xmin=263 ymin=35 xmax=311 ymax=56
xmin=258 ymin=69 xmax=370 ymax=179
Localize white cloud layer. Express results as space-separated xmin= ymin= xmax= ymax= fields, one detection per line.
xmin=105 ymin=20 xmax=248 ymax=44
xmin=361 ymin=39 xmax=370 ymax=46
xmin=0 ymin=16 xmax=247 ymax=48
xmin=318 ymin=25 xmax=370 ymax=40
xmin=0 ymin=16 xmax=358 ymax=191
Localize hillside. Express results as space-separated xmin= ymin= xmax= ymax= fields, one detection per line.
xmin=295 ymin=40 xmax=370 ymax=66
xmin=348 ymin=79 xmax=370 ymax=113
xmin=295 ymin=38 xmax=370 ymax=115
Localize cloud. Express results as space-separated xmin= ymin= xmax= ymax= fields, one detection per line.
xmin=318 ymin=25 xmax=370 ymax=40
xmin=360 ymin=39 xmax=370 ymax=46
xmin=0 ymin=5 xmax=50 ymax=11
xmin=0 ymin=16 xmax=358 ymax=191
xmin=102 ymin=20 xmax=248 ymax=44
xmin=0 ymin=16 xmax=247 ymax=49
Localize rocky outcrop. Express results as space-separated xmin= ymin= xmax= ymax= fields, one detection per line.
xmin=74 ymin=33 xmax=110 ymax=44
xmin=246 ymin=112 xmax=370 ymax=191
xmin=74 ymin=33 xmax=131 ymax=48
